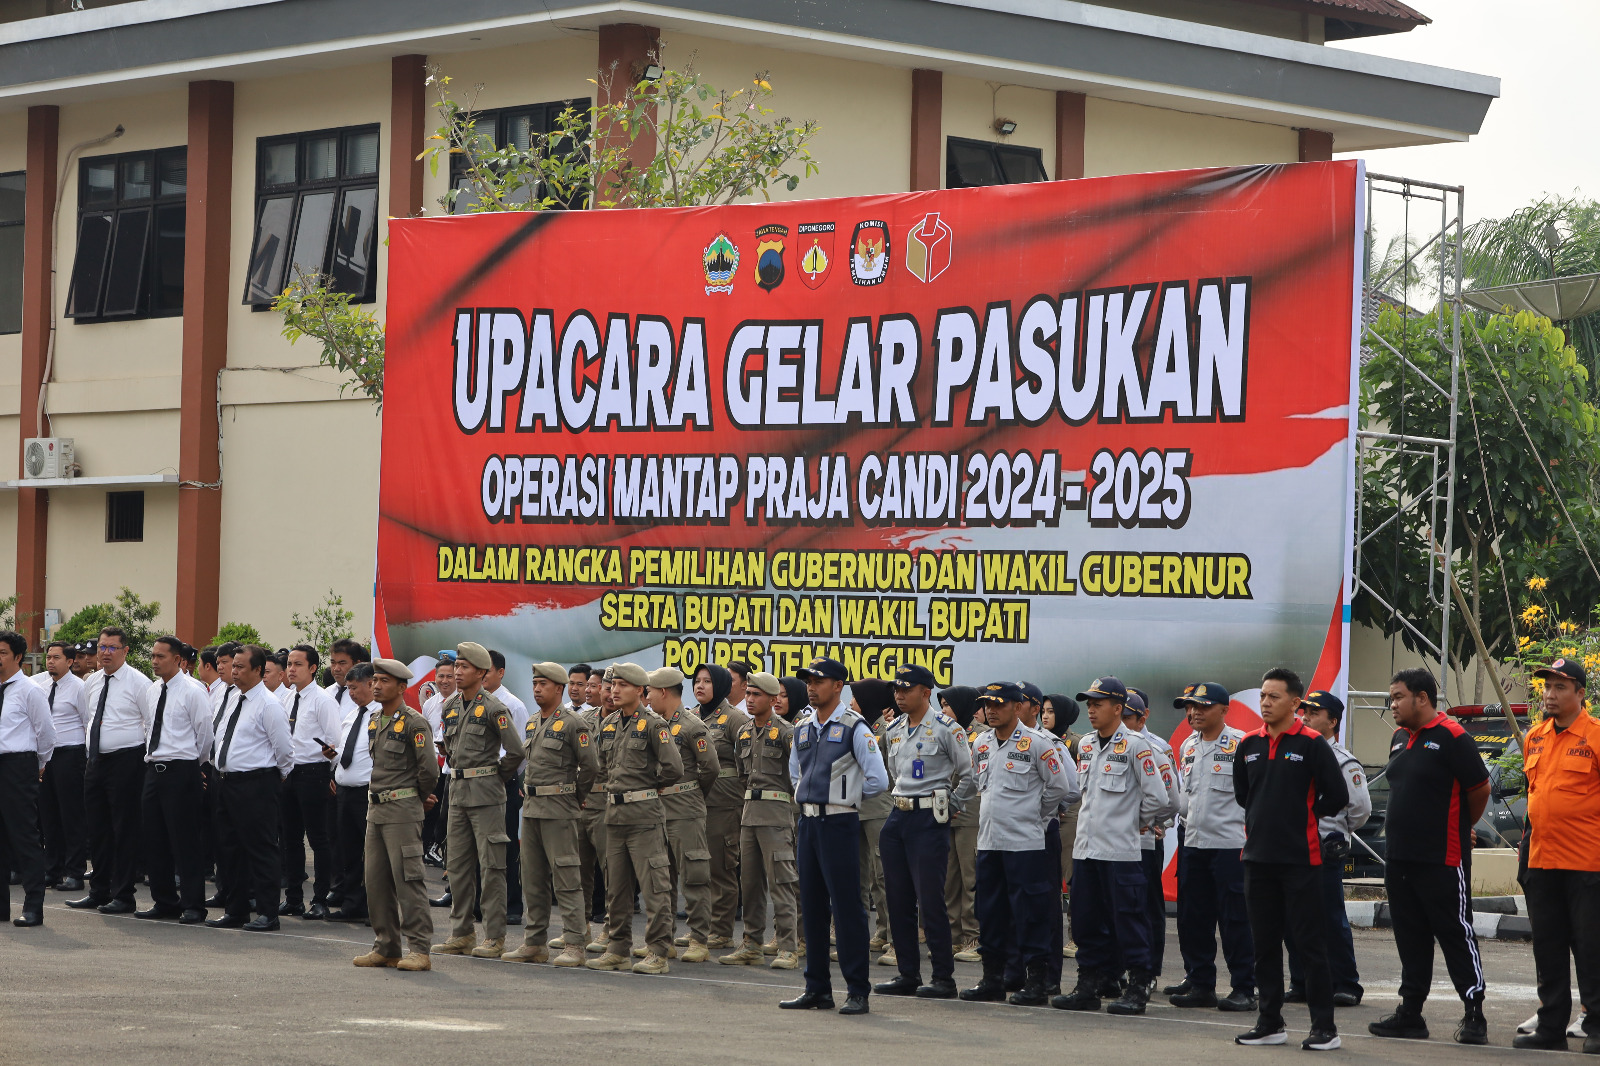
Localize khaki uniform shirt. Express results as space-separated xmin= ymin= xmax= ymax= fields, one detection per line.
xmin=661 ymin=705 xmax=719 ymax=819
xmin=520 ymin=705 xmax=600 ymax=819
xmin=701 ymin=702 xmax=751 ymax=810
xmin=737 ymin=715 xmax=795 ymax=828
xmin=366 ymin=704 xmax=440 ymax=825
xmin=439 ymin=689 xmax=527 ymax=807
xmin=597 ymin=706 xmax=684 ymax=825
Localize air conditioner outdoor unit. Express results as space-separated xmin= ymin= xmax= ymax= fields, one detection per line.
xmin=23 ymin=438 xmax=74 ymax=480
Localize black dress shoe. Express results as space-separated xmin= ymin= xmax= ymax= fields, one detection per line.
xmin=53 ymin=877 xmax=84 ymax=892
xmin=1332 ymin=991 xmax=1362 ymax=1007
xmin=206 ymin=913 xmax=249 ymax=929
xmin=874 ymin=974 xmax=920 ymax=996
xmin=838 ymin=995 xmax=870 ymax=1016
xmin=506 ymin=912 xmax=523 ymax=926
xmin=135 ymin=906 xmax=180 ymax=920
xmin=97 ymin=899 xmax=136 ymax=914
xmin=779 ymin=990 xmax=837 ymax=1010
xmin=1513 ymin=1031 xmax=1568 ymax=1051
xmin=204 ymin=893 xmax=226 ymax=908
xmin=1163 ymin=977 xmax=1193 ymax=996
xmin=242 ymin=916 xmax=280 ymax=932
xmin=429 ymin=891 xmax=452 ymax=908
xmin=1218 ymin=989 xmax=1258 ymax=1012
xmin=303 ymin=903 xmax=329 ymax=921
xmin=1283 ymin=985 xmax=1307 ymax=1003
xmin=179 ymin=909 xmax=206 ymax=924
xmin=1170 ymin=985 xmax=1218 ymax=1008
xmin=13 ymin=911 xmax=42 ymax=927
xmin=65 ymin=895 xmax=108 ymax=909
xmin=917 ymin=977 xmax=958 ymax=999
xmin=327 ymin=908 xmax=368 ymax=922
xmin=279 ymin=901 xmax=305 ymax=917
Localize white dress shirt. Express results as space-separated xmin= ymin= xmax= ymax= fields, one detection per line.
xmin=282 ymin=682 xmax=341 ymax=767
xmin=422 ymin=692 xmax=450 ymax=769
xmin=35 ymin=670 xmax=88 ymax=747
xmin=213 ymin=681 xmax=293 ymax=776
xmin=84 ymin=663 xmax=153 ymax=756
xmin=143 ymin=673 xmax=215 ymax=763
xmin=208 ymin=679 xmax=237 ymax=733
xmin=324 ymin=680 xmax=350 ymax=708
xmin=333 ymin=700 xmax=381 ymax=788
xmin=0 ymin=673 xmax=56 ymax=770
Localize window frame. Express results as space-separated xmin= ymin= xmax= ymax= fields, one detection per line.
xmin=105 ymin=490 xmax=146 ymax=544
xmin=447 ymin=100 xmax=591 ymax=213
xmin=64 ymin=147 xmax=187 ymax=323
xmin=944 ymin=136 xmax=1049 ymax=190
xmin=243 ymin=123 xmax=381 ymax=309
xmin=0 ymin=170 xmax=24 ymax=336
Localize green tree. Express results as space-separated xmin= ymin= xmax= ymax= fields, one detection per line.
xmin=291 ymin=588 xmax=355 ymax=661
xmin=54 ymin=603 xmax=113 ymax=646
xmin=1356 ymin=308 xmax=1600 ymax=699
xmin=211 ymin=622 xmax=267 ymax=647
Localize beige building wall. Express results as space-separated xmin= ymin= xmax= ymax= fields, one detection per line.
xmin=1084 ymin=97 xmax=1298 ymax=177
xmin=942 ymin=74 xmax=1057 ymax=181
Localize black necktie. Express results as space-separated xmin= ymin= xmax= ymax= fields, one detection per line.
xmin=216 ymin=692 xmax=246 ymax=769
xmin=48 ymin=680 xmax=56 ymax=709
xmin=147 ymin=683 xmax=168 ymax=756
xmin=290 ymin=691 xmax=300 ymax=734
xmin=336 ymin=686 xmax=346 ymax=705
xmin=340 ymin=707 xmax=366 ymax=769
xmin=89 ymin=673 xmax=111 ymax=759
xmin=213 ymin=684 xmax=235 ymax=730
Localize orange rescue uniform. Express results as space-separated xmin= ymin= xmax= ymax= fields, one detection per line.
xmin=1524 ymin=713 xmax=1600 ymax=872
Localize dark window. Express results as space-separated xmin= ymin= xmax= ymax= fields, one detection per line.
xmin=65 ymin=148 xmax=186 ymax=322
xmin=0 ymin=171 xmax=22 ymax=336
xmin=244 ymin=124 xmax=380 ymax=307
xmin=105 ymin=491 xmax=145 ymax=543
xmin=447 ymin=100 xmax=589 ymax=213
xmin=945 ymin=137 xmax=1048 ymax=190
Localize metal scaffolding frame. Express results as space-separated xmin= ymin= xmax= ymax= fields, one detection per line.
xmin=1349 ymin=173 xmax=1465 ymax=733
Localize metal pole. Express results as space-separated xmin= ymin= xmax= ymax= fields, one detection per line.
xmin=1435 ymin=187 xmax=1463 ymax=705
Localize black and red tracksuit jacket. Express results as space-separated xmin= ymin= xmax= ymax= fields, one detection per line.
xmin=1233 ymin=720 xmax=1350 ymax=865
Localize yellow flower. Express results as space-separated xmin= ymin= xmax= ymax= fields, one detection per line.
xmin=1563 ymin=647 xmax=1579 ymax=656
xmin=1528 ymin=576 xmax=1549 ymax=590
xmin=1531 ymin=676 xmax=1546 ymax=694
xmin=1519 ymin=636 xmax=1533 ymax=650
xmin=1521 ymin=605 xmax=1546 ymax=624
xmin=1559 ymin=621 xmax=1579 ymax=633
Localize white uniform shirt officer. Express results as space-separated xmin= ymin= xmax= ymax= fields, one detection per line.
xmin=973 ymin=719 xmax=1076 ymax=852
xmin=1178 ymin=724 xmax=1249 ymax=850
xmin=884 ymin=706 xmax=976 ymax=808
xmin=142 ymin=672 xmax=215 ymax=763
xmin=1074 ymin=723 xmax=1174 ymax=863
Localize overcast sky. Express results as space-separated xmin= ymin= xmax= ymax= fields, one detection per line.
xmin=1332 ymin=0 xmax=1594 ymax=225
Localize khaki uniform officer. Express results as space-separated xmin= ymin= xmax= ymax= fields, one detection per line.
xmin=575 ymin=667 xmax=612 ymax=950
xmin=586 ymin=662 xmax=684 ymax=975
xmin=354 ymin=659 xmax=439 ymax=971
xmin=695 ymin=668 xmax=751 ymax=950
xmin=719 ymin=672 xmax=800 ymax=969
xmin=504 ymin=661 xmax=600 ymax=966
xmin=647 ymin=666 xmax=721 ymax=962
xmin=432 ymin=641 xmax=526 ymax=959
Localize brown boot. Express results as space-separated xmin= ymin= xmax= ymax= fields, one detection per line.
xmin=353 ymin=950 xmax=400 ymax=968
xmin=551 ymin=944 xmax=586 ymax=967
xmin=470 ymin=937 xmax=505 ymax=959
xmin=431 ymin=934 xmax=476 ymax=955
xmin=502 ymin=943 xmax=548 ymax=963
xmin=397 ymin=951 xmax=432 ymax=971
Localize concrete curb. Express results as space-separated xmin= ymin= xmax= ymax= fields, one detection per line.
xmin=1343 ymin=899 xmax=1531 ymax=941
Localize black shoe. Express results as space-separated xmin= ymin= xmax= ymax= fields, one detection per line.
xmin=1513 ymin=1031 xmax=1567 ymax=1051
xmin=1583 ymin=1034 xmax=1600 ymax=1055
xmin=1003 ymin=974 xmax=1025 ymax=993
xmin=179 ymin=909 xmax=205 ymax=924
xmin=328 ymin=908 xmax=368 ymax=922
xmin=1369 ymin=1009 xmax=1429 ymax=1040
xmin=1107 ymin=971 xmax=1151 ymax=1016
xmin=506 ymin=912 xmax=523 ymax=926
xmin=65 ymin=895 xmax=108 ymax=909
xmin=1455 ymin=1004 xmax=1488 ymax=1046
xmin=1302 ymin=1029 xmax=1341 ymax=1051
xmin=874 ymin=974 xmax=920 ymax=996
xmin=204 ymin=893 xmax=226 ymax=908
xmin=423 ymin=846 xmax=444 ymax=868
xmin=1218 ymin=989 xmax=1258 ymax=1013
xmin=206 ymin=913 xmax=248 ymax=929
xmin=917 ymin=977 xmax=958 ymax=999
xmin=279 ymin=901 xmax=305 ymax=917
xmin=1096 ymin=973 xmax=1125 ymax=999
xmin=97 ymin=899 xmax=135 ymax=915
xmin=429 ymin=891 xmax=452 ymax=908
xmin=838 ymin=995 xmax=869 ymax=1016
xmin=1009 ymin=961 xmax=1052 ymax=1007
xmin=13 ymin=911 xmax=42 ymax=927
xmin=242 ymin=916 xmax=280 ymax=932
xmin=1332 ymin=991 xmax=1362 ymax=1007
xmin=134 ymin=906 xmax=180 ymax=920
xmin=1170 ymin=985 xmax=1218 ymax=1008
xmin=1051 ymin=977 xmax=1102 ymax=1012
xmin=303 ymin=903 xmax=329 ymax=921
xmin=1283 ymin=985 xmax=1307 ymax=1003
xmin=779 ymin=990 xmax=836 ymax=1010
xmin=1235 ymin=1020 xmax=1288 ymax=1045
xmin=52 ymin=877 xmax=84 ymax=892
xmin=960 ymin=976 xmax=1006 ymax=1002
xmin=1163 ymin=977 xmax=1193 ymax=997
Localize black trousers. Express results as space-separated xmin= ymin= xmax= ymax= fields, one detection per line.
xmin=879 ymin=806 xmax=954 ymax=982
xmin=1522 ymin=867 xmax=1600 ymax=1037
xmin=333 ymin=784 xmax=370 ymax=915
xmin=423 ymin=772 xmax=446 ymax=851
xmin=503 ymin=778 xmax=522 ymax=915
xmin=978 ymin=847 xmax=1054 ymax=975
xmin=141 ymin=760 xmax=205 ymax=911
xmin=1177 ymin=844 xmax=1255 ymax=993
xmin=40 ymin=743 xmax=87 ymax=882
xmin=1071 ymin=857 xmax=1150 ymax=978
xmin=0 ymin=752 xmax=47 ymax=910
xmin=205 ymin=763 xmax=230 ymax=900
xmin=1244 ymin=861 xmax=1333 ymax=1030
xmin=84 ymin=746 xmax=145 ymax=904
xmin=218 ymin=769 xmax=281 ymax=918
xmin=1385 ymin=859 xmax=1484 ymax=1009
xmin=1289 ymin=840 xmax=1360 ymax=997
xmin=1141 ymin=845 xmax=1167 ymax=977
xmin=798 ymin=812 xmax=870 ymax=998
xmin=280 ymin=762 xmax=334 ymax=904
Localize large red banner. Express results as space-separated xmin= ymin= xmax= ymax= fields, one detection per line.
xmin=379 ymin=161 xmax=1362 ymax=720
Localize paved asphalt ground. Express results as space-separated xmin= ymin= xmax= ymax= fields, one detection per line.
xmin=0 ymin=869 xmax=1573 ymax=1066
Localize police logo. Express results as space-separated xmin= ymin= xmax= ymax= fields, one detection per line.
xmin=769 ymin=726 xmax=780 ymax=740
xmin=717 ymin=714 xmax=728 ymax=724
xmin=1046 ymin=755 xmax=1060 ymax=773
xmin=798 ymin=222 xmax=834 ymax=289
xmin=393 ymin=720 xmax=405 ymax=734
xmin=703 ymin=233 xmax=739 ymax=295
xmin=1112 ymin=736 xmax=1127 ymax=755
xmin=635 ymin=718 xmax=648 ymax=733
xmin=849 ymin=220 xmax=889 ymax=286
xmin=578 ymin=732 xmax=590 ymax=747
xmin=552 ymin=719 xmax=564 ymax=732
xmin=497 ymin=714 xmax=508 ymax=728
xmin=414 ymin=731 xmax=426 ymax=746
xmin=1220 ymin=735 xmax=1238 ymax=754
xmin=755 ymin=223 xmax=787 ymax=291
xmin=1016 ymin=737 xmax=1031 ymax=752
xmin=671 ymin=723 xmax=682 ymax=736
xmin=1142 ymin=758 xmax=1155 ymax=774
xmin=473 ymin=707 xmax=484 ymax=718
xmin=906 ymin=212 xmax=952 ymax=283
xmin=1351 ymin=771 xmax=1362 ymax=786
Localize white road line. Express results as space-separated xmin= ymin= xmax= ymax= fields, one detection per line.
xmin=344 ymin=1018 xmax=505 ymax=1032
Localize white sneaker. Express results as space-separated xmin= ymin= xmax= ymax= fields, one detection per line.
xmin=1572 ymin=1008 xmax=1590 ymax=1038
xmin=1519 ymin=1011 xmax=1540 ymax=1034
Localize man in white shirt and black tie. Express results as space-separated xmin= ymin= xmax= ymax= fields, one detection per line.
xmin=206 ymin=645 xmax=293 ymax=931
xmin=68 ymin=627 xmax=150 ymax=914
xmin=0 ymin=629 xmax=55 ymax=926
xmin=324 ymin=638 xmax=368 ymax=708
xmin=137 ymin=635 xmax=214 ymax=923
xmin=35 ymin=640 xmax=88 ymax=892
xmin=198 ymin=643 xmax=237 ymax=908
xmin=329 ymin=663 xmax=381 ymax=921
xmin=280 ymin=644 xmax=341 ymax=919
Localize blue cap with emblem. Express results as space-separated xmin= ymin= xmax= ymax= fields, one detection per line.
xmin=892 ymin=664 xmax=937 ymax=689
xmin=1122 ymin=690 xmax=1148 ymax=716
xmin=1020 ymin=681 xmax=1044 ymax=707
xmin=1299 ymin=690 xmax=1346 ymax=717
xmin=1174 ymin=681 xmax=1231 ymax=709
xmin=1076 ymin=676 xmax=1128 ymax=704
xmin=797 ymin=657 xmax=848 ymax=682
xmin=976 ymin=681 xmax=1028 ymax=704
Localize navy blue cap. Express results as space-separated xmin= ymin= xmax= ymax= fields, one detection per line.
xmin=797 ymin=657 xmax=848 ymax=682
xmin=977 ymin=681 xmax=1028 ymax=704
xmin=1076 ymin=676 xmax=1127 ymax=704
xmin=892 ymin=664 xmax=937 ymax=689
xmin=1122 ymin=691 xmax=1148 ymax=716
xmin=1300 ymin=690 xmax=1346 ymax=717
xmin=1174 ymin=681 xmax=1230 ymax=709
xmin=1020 ymin=682 xmax=1044 ymax=706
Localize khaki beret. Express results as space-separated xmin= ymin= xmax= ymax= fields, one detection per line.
xmin=372 ymin=658 xmax=414 ymax=682
xmin=647 ymin=666 xmax=684 ymax=688
xmin=747 ymin=671 xmax=782 ymax=696
xmin=456 ymin=641 xmax=492 ymax=670
xmin=611 ymin=662 xmax=649 ymax=687
xmin=531 ymin=661 xmax=568 ymax=685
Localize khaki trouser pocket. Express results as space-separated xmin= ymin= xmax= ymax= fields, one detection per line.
xmin=684 ymin=848 xmax=712 ymax=886
xmin=772 ymin=848 xmax=799 ymax=885
xmin=553 ymin=853 xmax=582 ymax=893
xmin=487 ymin=832 xmax=510 ymax=869
xmin=400 ymin=842 xmax=425 ymax=882
xmin=647 ymin=851 xmax=672 ymax=895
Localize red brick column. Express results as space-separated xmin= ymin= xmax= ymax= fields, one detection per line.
xmin=16 ymin=105 xmax=56 ymax=645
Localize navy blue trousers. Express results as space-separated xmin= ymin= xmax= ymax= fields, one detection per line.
xmin=1177 ymin=844 xmax=1256 ymax=992
xmin=798 ymin=811 xmax=871 ymax=998
xmin=1141 ymin=845 xmax=1166 ymax=977
xmin=1071 ymin=857 xmax=1152 ymax=977
xmin=1005 ymin=822 xmax=1065 ymax=988
xmin=1288 ymin=846 xmax=1360 ymax=997
xmin=880 ymin=806 xmax=954 ymax=982
xmin=977 ymin=847 xmax=1053 ymax=972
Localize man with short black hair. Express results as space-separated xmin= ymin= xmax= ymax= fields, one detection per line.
xmin=329 ymin=663 xmax=380 ymax=922
xmin=567 ymin=664 xmax=593 ymax=713
xmin=728 ymin=661 xmax=752 ymax=713
xmin=1368 ymin=667 xmax=1489 ymax=1046
xmin=136 ymin=635 xmax=213 ymax=923
xmin=325 ymin=639 xmax=370 ymax=706
xmin=36 ymin=639 xmax=88 ymax=891
xmin=71 ymin=643 xmax=96 ymax=679
xmin=0 ymin=629 xmax=55 ymax=926
xmin=281 ymin=644 xmax=341 ymax=919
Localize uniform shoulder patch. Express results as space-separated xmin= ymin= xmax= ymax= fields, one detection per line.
xmin=414 ymin=730 xmax=427 ymax=746
xmin=497 ymin=714 xmax=508 ymax=728
xmin=578 ymin=731 xmax=590 ymax=747
xmin=658 ymin=728 xmax=670 ymax=743
xmin=367 ymin=718 xmax=378 ymax=731
xmin=1136 ymin=748 xmax=1153 ymax=759
xmin=696 ymin=737 xmax=707 ymax=752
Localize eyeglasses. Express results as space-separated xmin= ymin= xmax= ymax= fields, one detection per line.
xmin=97 ymin=644 xmax=124 ymax=653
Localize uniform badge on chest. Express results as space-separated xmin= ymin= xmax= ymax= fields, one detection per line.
xmin=827 ymin=723 xmax=845 ymax=742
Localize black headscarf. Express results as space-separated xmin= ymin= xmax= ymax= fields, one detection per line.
xmin=779 ymin=677 xmax=808 ymax=722
xmin=1043 ymin=694 xmax=1079 ymax=736
xmin=694 ymin=663 xmax=732 ymax=717
xmin=938 ymin=685 xmax=981 ymax=730
xmin=849 ymin=678 xmax=895 ymax=726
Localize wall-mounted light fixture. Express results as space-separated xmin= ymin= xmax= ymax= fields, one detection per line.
xmin=994 ymin=117 xmax=1018 ymax=136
